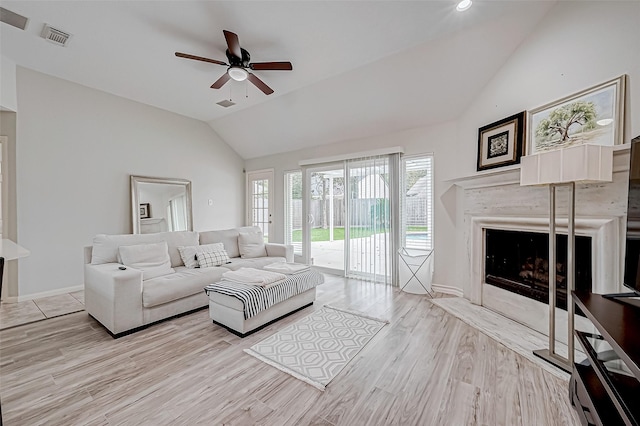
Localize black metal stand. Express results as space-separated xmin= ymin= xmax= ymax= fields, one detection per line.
xmin=0 ymin=257 xmax=4 ymax=300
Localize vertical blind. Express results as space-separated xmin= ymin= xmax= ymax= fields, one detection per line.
xmin=284 ymin=170 xmax=303 ymax=256
xmin=346 ymin=155 xmax=396 ymax=284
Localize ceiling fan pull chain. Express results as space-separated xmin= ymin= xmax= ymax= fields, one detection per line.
xmin=246 ymin=81 xmax=249 ymax=98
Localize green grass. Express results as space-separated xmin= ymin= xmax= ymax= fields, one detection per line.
xmin=407 ymin=226 xmax=428 ymax=232
xmin=292 ymin=227 xmax=386 ymax=242
xmin=291 ymin=226 xmax=426 ymax=242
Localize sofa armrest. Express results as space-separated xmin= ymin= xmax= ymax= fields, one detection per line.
xmin=84 ymin=263 xmax=144 ymax=335
xmin=265 ymin=243 xmax=294 ymax=263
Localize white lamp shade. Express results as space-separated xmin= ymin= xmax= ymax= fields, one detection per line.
xmin=520 ymin=144 xmax=613 ymax=186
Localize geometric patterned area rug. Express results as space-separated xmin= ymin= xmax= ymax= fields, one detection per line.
xmin=244 ymin=305 xmax=388 ymax=391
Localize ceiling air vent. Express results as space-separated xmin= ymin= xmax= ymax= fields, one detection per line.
xmin=41 ymin=24 xmax=71 ymax=47
xmin=216 ymin=100 xmax=235 ymax=108
xmin=0 ymin=7 xmax=29 ymax=30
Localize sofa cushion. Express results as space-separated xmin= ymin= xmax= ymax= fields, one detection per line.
xmin=142 ymin=266 xmax=228 ymax=308
xmin=91 ymin=231 xmax=199 ymax=268
xmin=223 ymin=256 xmax=287 ymax=271
xmin=238 ymin=230 xmax=267 ymax=258
xmin=119 ymin=241 xmax=175 ymax=281
xmin=162 ymin=231 xmax=200 ymax=267
xmin=197 ymin=250 xmax=230 ymax=268
xmin=199 ymin=226 xmax=260 ymax=258
xmin=178 ymin=243 xmax=224 ymax=268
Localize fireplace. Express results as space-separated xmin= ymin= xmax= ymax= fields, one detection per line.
xmin=467 ymin=214 xmax=620 ymax=341
xmin=485 ymin=229 xmax=592 ymax=310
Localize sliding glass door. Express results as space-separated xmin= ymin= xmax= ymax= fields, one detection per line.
xmin=304 ymin=164 xmax=345 ymax=274
xmin=302 ymin=155 xmax=399 ymax=284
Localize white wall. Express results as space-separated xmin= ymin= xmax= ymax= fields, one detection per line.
xmin=0 ymin=56 xmax=17 ymax=112
xmin=15 ymin=68 xmax=245 ymax=298
xmin=245 ymin=1 xmax=640 ymax=293
xmin=452 ymin=0 xmax=640 ymax=296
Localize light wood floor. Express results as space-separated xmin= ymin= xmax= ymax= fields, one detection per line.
xmin=0 ymin=291 xmax=84 ymax=330
xmin=0 ymin=275 xmax=580 ymax=425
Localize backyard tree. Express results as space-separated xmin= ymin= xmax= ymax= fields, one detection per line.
xmin=535 ymin=101 xmax=597 ymax=143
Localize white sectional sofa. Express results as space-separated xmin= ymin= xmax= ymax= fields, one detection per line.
xmin=84 ymin=226 xmax=295 ymax=337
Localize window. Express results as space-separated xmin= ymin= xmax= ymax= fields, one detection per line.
xmin=402 ymin=155 xmax=433 ymax=251
xmin=284 ymin=170 xmax=303 ymax=256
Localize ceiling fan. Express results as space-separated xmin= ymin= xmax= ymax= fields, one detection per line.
xmin=175 ymin=30 xmax=293 ymax=96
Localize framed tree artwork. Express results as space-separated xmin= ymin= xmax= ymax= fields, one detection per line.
xmin=527 ymin=75 xmax=626 ymax=154
xmin=477 ymin=111 xmax=526 ymax=171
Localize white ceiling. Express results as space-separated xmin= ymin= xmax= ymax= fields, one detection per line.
xmin=0 ymin=1 xmax=555 ymax=159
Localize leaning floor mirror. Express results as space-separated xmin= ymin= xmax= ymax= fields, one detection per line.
xmin=130 ymin=175 xmax=193 ymax=234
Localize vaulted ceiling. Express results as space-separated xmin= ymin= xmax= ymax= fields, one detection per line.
xmin=1 ymin=1 xmax=555 ymax=159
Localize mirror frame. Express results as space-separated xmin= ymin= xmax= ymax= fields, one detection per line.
xmin=130 ymin=175 xmax=193 ymax=234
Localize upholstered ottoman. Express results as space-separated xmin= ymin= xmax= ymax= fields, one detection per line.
xmin=204 ymin=270 xmax=324 ymax=337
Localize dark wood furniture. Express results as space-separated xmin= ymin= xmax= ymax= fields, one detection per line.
xmin=570 ymin=291 xmax=640 ymax=426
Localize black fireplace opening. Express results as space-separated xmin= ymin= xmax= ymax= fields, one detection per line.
xmin=485 ymin=229 xmax=592 ymax=310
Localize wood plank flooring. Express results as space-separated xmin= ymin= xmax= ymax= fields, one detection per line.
xmin=0 ymin=291 xmax=85 ymax=330
xmin=0 ymin=275 xmax=580 ymax=425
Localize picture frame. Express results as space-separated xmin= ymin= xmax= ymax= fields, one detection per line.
xmin=527 ymin=75 xmax=626 ymax=155
xmin=477 ymin=111 xmax=526 ymax=171
xmin=139 ymin=203 xmax=150 ymax=219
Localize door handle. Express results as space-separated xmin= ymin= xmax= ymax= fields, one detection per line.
xmin=307 ymin=214 xmax=314 ymax=224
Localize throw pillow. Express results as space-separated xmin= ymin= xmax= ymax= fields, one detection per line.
xmin=118 ymin=241 xmax=175 ymax=280
xmin=196 ymin=250 xmax=230 ymax=268
xmin=178 ymin=243 xmax=224 ymax=268
xmin=238 ymin=231 xmax=267 ymax=258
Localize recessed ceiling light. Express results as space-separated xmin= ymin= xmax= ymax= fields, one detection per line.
xmin=597 ymin=118 xmax=614 ymax=126
xmin=456 ymin=0 xmax=472 ymax=12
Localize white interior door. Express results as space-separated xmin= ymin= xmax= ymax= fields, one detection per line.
xmin=246 ymin=169 xmax=274 ymax=241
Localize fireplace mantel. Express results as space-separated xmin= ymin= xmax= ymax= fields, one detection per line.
xmin=447 ymin=144 xmax=630 ymax=190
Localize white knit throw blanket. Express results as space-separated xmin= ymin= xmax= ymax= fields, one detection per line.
xmin=263 ymin=262 xmax=310 ymax=275
xmin=222 ymin=267 xmax=287 ymax=286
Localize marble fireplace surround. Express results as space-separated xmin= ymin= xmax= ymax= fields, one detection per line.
xmin=469 ymin=215 xmax=622 ymax=340
xmin=453 ymin=147 xmax=629 ymax=341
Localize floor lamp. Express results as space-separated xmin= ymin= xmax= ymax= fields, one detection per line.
xmin=520 ymin=144 xmax=613 ymax=372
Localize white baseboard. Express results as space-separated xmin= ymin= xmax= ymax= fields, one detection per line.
xmin=3 ymin=285 xmax=84 ymax=303
xmin=431 ymin=283 xmax=464 ymax=297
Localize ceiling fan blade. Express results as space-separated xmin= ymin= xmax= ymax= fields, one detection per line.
xmin=175 ymin=52 xmax=227 ymax=66
xmin=249 ymin=62 xmax=293 ymax=71
xmin=223 ymin=30 xmax=242 ymax=59
xmin=210 ymin=72 xmax=231 ymax=89
xmin=247 ymin=73 xmax=274 ymax=95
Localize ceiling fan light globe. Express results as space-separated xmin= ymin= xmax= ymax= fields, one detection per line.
xmin=456 ymin=0 xmax=472 ymax=11
xmin=228 ymin=67 xmax=248 ymax=81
